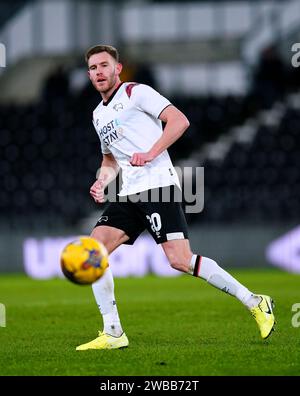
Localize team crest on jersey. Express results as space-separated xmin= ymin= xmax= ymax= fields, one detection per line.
xmin=113 ymin=103 xmax=124 ymax=112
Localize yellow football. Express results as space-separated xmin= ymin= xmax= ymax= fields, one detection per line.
xmin=60 ymin=236 xmax=108 ymax=285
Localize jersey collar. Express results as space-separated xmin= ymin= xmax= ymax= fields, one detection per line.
xmin=102 ymin=82 xmax=124 ymax=107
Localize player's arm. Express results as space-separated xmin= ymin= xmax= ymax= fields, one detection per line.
xmin=151 ymin=105 xmax=190 ymax=158
xmin=130 ymin=105 xmax=189 ymax=166
xmin=90 ymin=153 xmax=119 ymax=203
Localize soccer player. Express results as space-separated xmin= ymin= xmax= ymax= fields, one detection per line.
xmin=76 ymin=45 xmax=275 ymax=350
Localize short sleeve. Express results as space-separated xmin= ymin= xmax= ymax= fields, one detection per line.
xmin=100 ymin=141 xmax=111 ymax=155
xmin=132 ymin=84 xmax=171 ymax=119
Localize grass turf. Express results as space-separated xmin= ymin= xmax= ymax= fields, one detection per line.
xmin=0 ymin=269 xmax=299 ymax=376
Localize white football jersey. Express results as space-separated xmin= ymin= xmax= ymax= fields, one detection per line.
xmin=92 ymin=82 xmax=181 ymax=196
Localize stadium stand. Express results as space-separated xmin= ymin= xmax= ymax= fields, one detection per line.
xmin=1 ymin=56 xmax=300 ymax=230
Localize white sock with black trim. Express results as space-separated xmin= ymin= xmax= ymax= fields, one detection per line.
xmin=189 ymin=254 xmax=260 ymax=308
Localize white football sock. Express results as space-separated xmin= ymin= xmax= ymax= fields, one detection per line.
xmin=92 ymin=266 xmax=123 ymax=337
xmin=189 ymin=255 xmax=260 ymax=308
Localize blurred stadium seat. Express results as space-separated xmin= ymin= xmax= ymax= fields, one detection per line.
xmin=1 ymin=77 xmax=300 ymax=229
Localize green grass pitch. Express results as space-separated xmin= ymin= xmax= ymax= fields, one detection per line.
xmin=0 ymin=269 xmax=299 ymax=376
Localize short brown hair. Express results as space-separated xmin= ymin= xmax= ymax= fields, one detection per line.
xmin=85 ymin=44 xmax=119 ymax=64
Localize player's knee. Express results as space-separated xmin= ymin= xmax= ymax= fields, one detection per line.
xmin=91 ymin=226 xmax=128 ymax=254
xmin=91 ymin=228 xmax=108 ymax=246
xmin=90 ymin=227 xmax=116 ymax=254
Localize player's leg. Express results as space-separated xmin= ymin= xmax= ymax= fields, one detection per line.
xmin=76 ymin=225 xmax=129 ymax=350
xmin=161 ymin=238 xmax=258 ymax=306
xmin=90 ymin=225 xmax=129 ymax=338
xmin=138 ymin=185 xmax=275 ymax=339
xmin=91 ymin=224 xmax=130 ymax=254
xmin=77 ymin=201 xmax=145 ymax=350
xmin=161 ymin=238 xmax=275 ymax=339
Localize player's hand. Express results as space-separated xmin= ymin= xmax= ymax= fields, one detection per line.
xmin=130 ymin=152 xmax=154 ymax=166
xmin=90 ymin=178 xmax=105 ymax=203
